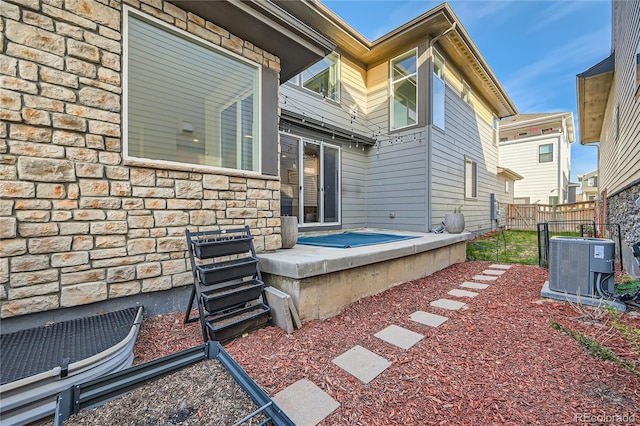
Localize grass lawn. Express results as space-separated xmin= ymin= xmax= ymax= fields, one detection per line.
xmin=467 ymin=230 xmax=540 ymax=264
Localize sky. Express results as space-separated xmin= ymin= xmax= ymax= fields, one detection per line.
xmin=323 ymin=0 xmax=611 ymax=185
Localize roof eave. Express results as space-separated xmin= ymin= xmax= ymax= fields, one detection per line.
xmin=173 ymin=0 xmax=335 ymax=81
xmin=497 ymin=167 xmax=524 ymax=181
xmin=576 ymin=53 xmax=615 ymax=145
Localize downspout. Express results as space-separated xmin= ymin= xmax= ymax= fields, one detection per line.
xmin=426 ymin=22 xmax=457 ymax=231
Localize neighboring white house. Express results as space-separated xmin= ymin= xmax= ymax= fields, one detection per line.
xmin=577 ymin=170 xmax=598 ymax=201
xmin=576 ymin=0 xmax=640 ymax=276
xmin=498 ymin=113 xmax=575 ymax=205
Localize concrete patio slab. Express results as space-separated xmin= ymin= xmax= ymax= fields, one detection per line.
xmin=460 ymin=281 xmax=490 ymax=290
xmin=541 ymin=281 xmax=626 ymax=312
xmin=448 ymin=289 xmax=479 ymax=298
xmin=332 ymin=345 xmax=391 ymax=384
xmin=273 ymin=379 xmax=340 ymax=426
xmin=482 ymin=269 xmax=506 ymax=276
xmin=374 ymin=325 xmax=424 ymax=349
xmin=430 ymin=299 xmax=466 ymax=310
xmin=490 ymin=264 xmax=512 ymax=269
xmin=410 ymin=311 xmax=448 ymax=327
xmin=473 ymin=275 xmax=498 ymax=281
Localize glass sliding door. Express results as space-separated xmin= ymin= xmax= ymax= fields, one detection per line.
xmin=279 ymin=134 xmax=299 ymax=221
xmin=279 ymin=133 xmax=340 ymax=226
xmin=323 ymin=145 xmax=339 ymax=223
xmin=303 ymin=142 xmax=320 ymax=223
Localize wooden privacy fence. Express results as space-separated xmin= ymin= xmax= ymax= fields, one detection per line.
xmin=506 ymin=201 xmax=596 ymax=230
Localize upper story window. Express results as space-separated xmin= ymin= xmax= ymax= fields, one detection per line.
xmin=296 ymin=52 xmax=340 ymax=102
xmin=538 ymin=143 xmax=553 ymax=163
xmin=125 ymin=10 xmax=260 ymax=172
xmin=432 ymin=49 xmax=445 ymax=130
xmin=588 ymin=176 xmax=598 ymax=187
xmin=390 ymin=49 xmax=418 ymax=130
xmin=462 ymin=80 xmax=471 ymax=104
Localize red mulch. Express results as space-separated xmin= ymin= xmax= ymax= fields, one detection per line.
xmin=134 ymin=262 xmax=640 ymax=425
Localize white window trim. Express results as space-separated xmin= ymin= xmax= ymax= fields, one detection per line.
xmin=390 ymin=48 xmax=419 ymax=131
xmin=538 ymin=143 xmax=553 ymax=163
xmin=122 ymin=5 xmax=263 ymax=175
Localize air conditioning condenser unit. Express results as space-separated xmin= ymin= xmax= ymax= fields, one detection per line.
xmin=548 ymin=237 xmax=615 ymax=297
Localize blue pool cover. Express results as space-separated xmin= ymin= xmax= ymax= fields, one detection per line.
xmin=297 ymin=232 xmax=418 ymax=248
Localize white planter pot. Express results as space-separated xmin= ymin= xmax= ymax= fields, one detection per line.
xmin=444 ymin=213 xmax=465 ymax=234
xmin=280 ymin=216 xmax=298 ymax=249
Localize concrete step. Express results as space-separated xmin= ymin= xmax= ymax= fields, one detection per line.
xmin=460 ymin=281 xmax=490 ymax=290
xmin=374 ymin=325 xmax=424 ymax=350
xmin=272 ymin=379 xmax=340 ymax=426
xmin=489 ymin=264 xmax=512 ymax=269
xmin=409 ymin=311 xmax=448 ymax=327
xmin=332 ymin=345 xmax=391 ymax=384
xmin=482 ymin=269 xmax=506 ymax=276
xmin=430 ymin=298 xmax=466 ymax=310
xmin=448 ymin=288 xmax=479 ymax=298
xmin=473 ymin=275 xmax=498 ymax=281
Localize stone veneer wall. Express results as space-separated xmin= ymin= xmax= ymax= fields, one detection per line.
xmin=0 ymin=0 xmax=283 ymax=318
xmin=607 ymin=182 xmax=640 ymax=245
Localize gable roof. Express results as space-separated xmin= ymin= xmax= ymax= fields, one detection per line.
xmin=274 ymin=1 xmax=517 ymax=118
xmin=500 ymin=112 xmax=576 ymax=143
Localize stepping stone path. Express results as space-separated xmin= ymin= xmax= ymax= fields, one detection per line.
xmin=272 ymin=263 xmax=513 ymax=425
xmin=410 ymin=311 xmax=448 ymax=327
xmin=272 ymin=379 xmax=340 ymax=426
xmin=482 ymin=269 xmax=506 ymax=276
xmin=375 ymin=324 xmax=424 ymax=349
xmin=448 ymin=288 xmax=479 ymax=298
xmin=331 ymin=345 xmax=392 ymax=384
xmin=430 ymin=298 xmax=467 ymax=310
xmin=473 ymin=274 xmax=499 ymax=281
xmin=460 ymin=281 xmax=490 ymax=290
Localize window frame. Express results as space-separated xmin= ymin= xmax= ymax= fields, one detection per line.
xmin=122 ymin=6 xmax=262 ymax=174
xmin=462 ymin=79 xmax=472 ymax=105
xmin=464 ymin=158 xmax=478 ymax=199
xmin=432 ymin=48 xmax=446 ymax=130
xmin=538 ymin=143 xmax=553 ymax=163
xmin=390 ymin=48 xmax=419 ymax=131
xmin=279 ymin=132 xmax=342 ymax=227
xmin=294 ymin=51 xmax=341 ymax=103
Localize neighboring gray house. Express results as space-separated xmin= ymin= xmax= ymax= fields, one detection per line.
xmin=498 ymin=113 xmax=575 ymax=205
xmin=576 ymin=0 xmax=640 ymax=276
xmin=276 ymin=1 xmax=517 ymax=234
xmin=577 ymin=170 xmax=598 ymax=201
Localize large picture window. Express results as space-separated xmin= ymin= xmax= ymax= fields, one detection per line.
xmin=539 ymin=144 xmax=553 ymax=163
xmin=298 ymin=52 xmax=340 ymax=102
xmin=390 ymin=49 xmax=417 ymax=130
xmin=125 ymin=11 xmax=260 ymax=172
